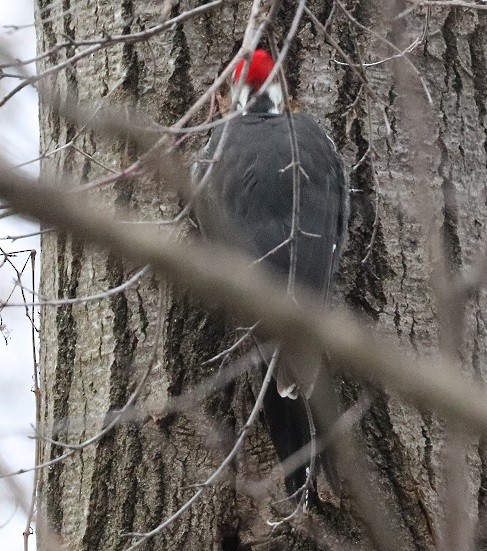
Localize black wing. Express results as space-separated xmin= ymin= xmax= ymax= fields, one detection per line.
xmin=194 ymin=112 xmax=348 ymax=498
xmin=195 ymin=113 xmax=348 ymax=300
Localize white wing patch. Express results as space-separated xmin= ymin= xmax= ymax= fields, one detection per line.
xmin=326 ymin=133 xmax=337 ymax=152
xmin=278 ymin=383 xmax=299 ymax=400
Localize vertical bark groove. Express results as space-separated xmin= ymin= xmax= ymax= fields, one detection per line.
xmin=363 ymin=397 xmax=432 ymax=549
xmin=47 ymin=235 xmax=84 ymax=531
xmin=164 ymin=3 xmax=195 ymax=123
xmin=35 ymin=2 xmax=487 ymax=549
xmin=437 ymin=134 xmax=462 ymax=269
xmin=469 ymin=23 xmax=487 ymax=158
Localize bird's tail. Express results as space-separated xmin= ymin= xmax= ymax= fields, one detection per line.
xmin=261 ymin=349 xmax=340 ymax=501
xmin=263 ymin=374 xmax=311 ymax=497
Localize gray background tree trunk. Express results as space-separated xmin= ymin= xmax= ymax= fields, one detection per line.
xmin=35 ymin=1 xmax=487 ymax=549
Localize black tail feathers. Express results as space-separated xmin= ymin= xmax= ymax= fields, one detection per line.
xmin=263 ymin=371 xmax=339 ymax=502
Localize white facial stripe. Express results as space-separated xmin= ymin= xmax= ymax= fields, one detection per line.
xmin=232 ymin=84 xmax=251 ymax=112
xmin=267 ymin=82 xmax=283 ymax=113
xmin=231 ymin=81 xmax=283 ymax=114
xmin=326 ymin=133 xmax=337 ymax=152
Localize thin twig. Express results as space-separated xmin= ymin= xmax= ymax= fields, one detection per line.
xmin=249 ymin=393 xmax=372 ymax=499
xmin=23 ymin=251 xmax=39 ymax=551
xmin=304 ymin=6 xmax=388 ymax=110
xmin=267 ymin=397 xmax=316 ymax=526
xmin=407 ymin=0 xmax=487 ymax=9
xmin=122 ymin=346 xmax=281 ymax=550
xmin=335 ymin=0 xmax=433 ymax=104
xmin=361 ymin=88 xmax=381 ymax=265
xmin=2 ymin=283 xmax=165 ymax=478
xmin=0 ymin=227 xmax=54 ymax=242
xmin=202 ymin=322 xmax=260 ymax=366
xmin=3 ymin=161 xmax=487 ymax=437
xmin=0 ymin=2 xmax=223 ymax=107
xmin=4 ymin=266 xmax=149 ymax=308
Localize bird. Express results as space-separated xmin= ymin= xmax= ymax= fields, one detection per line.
xmin=193 ymin=49 xmax=349 ymax=500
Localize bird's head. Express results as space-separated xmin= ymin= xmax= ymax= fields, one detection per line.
xmin=231 ymin=49 xmax=283 ymax=114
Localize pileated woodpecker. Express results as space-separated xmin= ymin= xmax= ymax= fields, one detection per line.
xmin=194 ymin=50 xmax=349 ymax=498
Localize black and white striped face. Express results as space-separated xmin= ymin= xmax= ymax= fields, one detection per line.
xmin=231 ymin=50 xmax=283 ymax=114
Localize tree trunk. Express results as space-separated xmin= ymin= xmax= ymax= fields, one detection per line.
xmin=36 ymin=1 xmax=487 ymax=550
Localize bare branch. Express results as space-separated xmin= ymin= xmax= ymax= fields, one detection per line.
xmin=1 ymin=162 xmax=487 ymax=437
xmin=407 ymin=0 xmax=487 ymax=9
xmin=202 ymin=322 xmax=259 ymax=366
xmin=0 ymin=1 xmax=223 ymax=107
xmin=4 ymin=266 xmax=149 ymax=308
xmin=2 ymin=284 xmax=165 ymax=480
xmin=123 ymin=347 xmax=281 ymax=550
xmin=335 ymin=0 xmax=433 ymax=104
xmin=0 ymin=227 xmax=54 ymax=242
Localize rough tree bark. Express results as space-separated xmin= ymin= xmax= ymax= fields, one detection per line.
xmin=35 ymin=1 xmax=487 ymax=550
